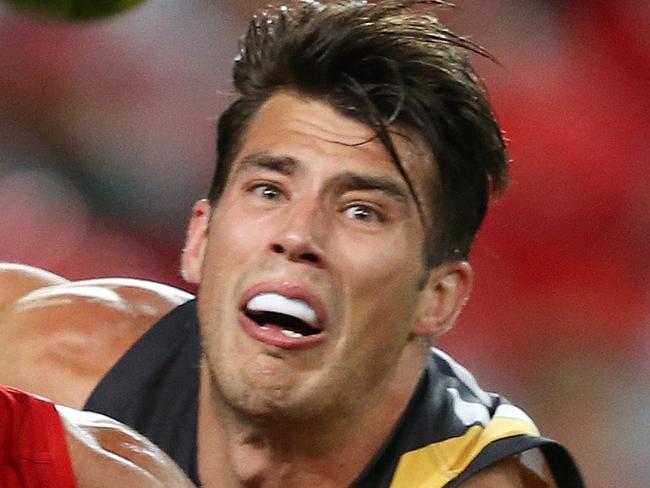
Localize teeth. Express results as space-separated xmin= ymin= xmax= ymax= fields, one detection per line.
xmin=247 ymin=293 xmax=317 ymax=326
xmin=281 ymin=329 xmax=304 ymax=338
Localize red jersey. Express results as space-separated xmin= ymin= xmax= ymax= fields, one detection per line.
xmin=0 ymin=385 xmax=77 ymax=488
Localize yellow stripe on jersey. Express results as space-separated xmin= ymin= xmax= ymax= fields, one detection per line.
xmin=389 ymin=417 xmax=540 ymax=488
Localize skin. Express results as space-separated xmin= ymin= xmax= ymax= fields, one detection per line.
xmin=0 ymin=93 xmax=556 ymax=487
xmin=59 ymin=405 xmax=196 ymax=487
xmin=464 ymin=457 xmax=554 ymax=488
xmin=182 ymin=90 xmax=529 ymax=488
xmin=0 ymin=263 xmax=192 ymax=408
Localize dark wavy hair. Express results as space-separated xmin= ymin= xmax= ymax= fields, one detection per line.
xmin=208 ymin=0 xmax=509 ymax=267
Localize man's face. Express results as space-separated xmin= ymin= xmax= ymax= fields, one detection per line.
xmin=184 ymin=91 xmax=462 ymax=421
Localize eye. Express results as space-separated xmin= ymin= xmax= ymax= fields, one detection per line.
xmin=343 ymin=204 xmax=384 ymax=223
xmin=251 ymin=183 xmax=284 ymax=201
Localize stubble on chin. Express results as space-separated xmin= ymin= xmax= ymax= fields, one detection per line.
xmin=202 ymin=346 xmax=338 ymax=429
xmin=202 ymin=346 xmax=290 ymax=421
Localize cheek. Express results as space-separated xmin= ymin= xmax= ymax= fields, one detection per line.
xmin=336 ymin=228 xmax=424 ymax=285
xmin=336 ymin=232 xmax=424 ymax=321
xmin=204 ymin=209 xmax=263 ymax=264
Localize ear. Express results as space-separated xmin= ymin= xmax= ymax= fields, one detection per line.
xmin=180 ymin=199 xmax=212 ymax=284
xmin=410 ymin=261 xmax=473 ymax=338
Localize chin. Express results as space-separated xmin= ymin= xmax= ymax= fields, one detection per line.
xmin=208 ymin=358 xmax=302 ymax=417
xmin=226 ymin=389 xmax=313 ymax=423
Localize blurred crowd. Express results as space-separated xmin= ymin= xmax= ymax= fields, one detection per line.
xmin=0 ymin=0 xmax=648 ymax=486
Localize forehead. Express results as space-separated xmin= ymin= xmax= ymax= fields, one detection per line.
xmin=235 ymin=91 xmax=436 ymax=202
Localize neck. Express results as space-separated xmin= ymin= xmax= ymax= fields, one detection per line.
xmin=197 ymin=349 xmax=426 ymax=488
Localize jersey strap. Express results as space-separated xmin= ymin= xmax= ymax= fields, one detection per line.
xmin=361 ymin=348 xmax=583 ymax=488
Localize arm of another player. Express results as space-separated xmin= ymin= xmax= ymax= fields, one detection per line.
xmin=0 ymin=262 xmax=193 ymax=408
xmin=58 ymin=405 xmax=196 ymax=488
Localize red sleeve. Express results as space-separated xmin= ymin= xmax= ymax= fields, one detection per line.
xmin=0 ymin=385 xmax=77 ymax=488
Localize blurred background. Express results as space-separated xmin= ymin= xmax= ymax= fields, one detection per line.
xmin=0 ymin=0 xmax=648 ymax=485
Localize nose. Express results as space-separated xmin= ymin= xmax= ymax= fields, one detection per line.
xmin=268 ymin=200 xmax=325 ymax=266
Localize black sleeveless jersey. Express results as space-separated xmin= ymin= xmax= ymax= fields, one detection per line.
xmin=84 ymin=300 xmax=583 ymax=487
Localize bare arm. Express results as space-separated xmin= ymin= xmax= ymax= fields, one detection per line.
xmin=0 ymin=263 xmax=192 ymax=408
xmin=0 ymin=262 xmax=68 ymax=307
xmin=58 ymin=406 xmax=196 ymax=488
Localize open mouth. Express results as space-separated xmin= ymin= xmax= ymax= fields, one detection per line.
xmin=241 ymin=292 xmax=325 ymax=346
xmin=245 ymin=310 xmax=321 ymax=338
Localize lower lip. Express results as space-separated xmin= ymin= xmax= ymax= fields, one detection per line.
xmin=239 ymin=311 xmax=326 ymax=350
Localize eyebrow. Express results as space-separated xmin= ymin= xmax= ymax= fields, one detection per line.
xmin=234 ymin=153 xmax=299 ymax=176
xmin=328 ymin=172 xmax=408 ymax=204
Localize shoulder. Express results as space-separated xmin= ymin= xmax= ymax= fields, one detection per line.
xmin=428 ymin=348 xmax=540 ymax=435
xmin=407 ymin=349 xmax=568 ymax=486
xmin=0 ymin=262 xmax=193 ymax=317
xmin=0 ymin=262 xmax=194 ymax=408
xmin=463 ymin=455 xmax=556 ymax=488
xmin=58 ymin=406 xmax=196 ymax=488
xmin=0 ymin=262 xmax=69 ymax=307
